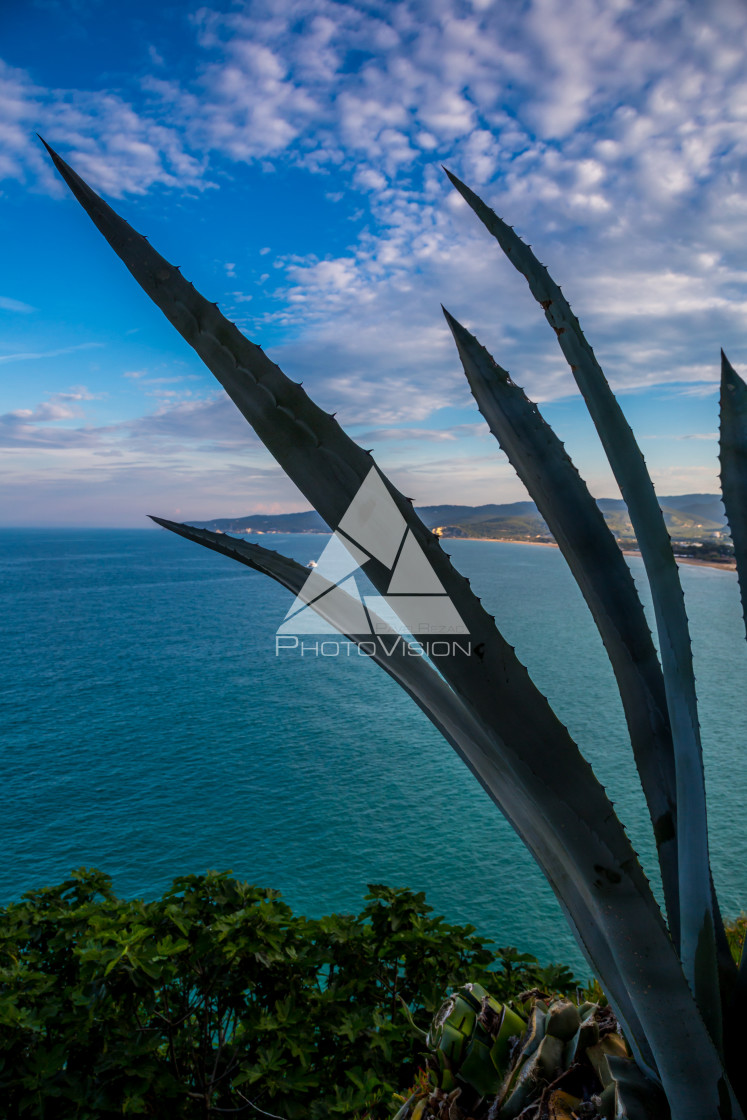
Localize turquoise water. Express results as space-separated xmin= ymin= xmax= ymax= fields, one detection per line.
xmin=1 ymin=528 xmax=746 ymax=978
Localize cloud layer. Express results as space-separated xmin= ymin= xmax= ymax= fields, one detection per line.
xmin=2 ymin=0 xmax=745 ymax=521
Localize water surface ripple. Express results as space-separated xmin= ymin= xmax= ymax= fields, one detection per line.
xmin=2 ymin=528 xmax=745 ymax=977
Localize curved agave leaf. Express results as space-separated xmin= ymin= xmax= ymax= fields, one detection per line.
xmin=444 ymin=168 xmax=722 ymax=1044
xmin=443 ymin=308 xmax=680 ymax=943
xmin=719 ymin=356 xmax=747 ymax=1026
xmin=44 ymin=143 xmax=741 ymax=1117
xmin=148 ymin=517 xmax=508 ymax=755
xmin=160 ymin=526 xmax=740 ymax=1117
xmin=720 ymin=352 xmax=747 ymax=639
xmin=147 ymin=517 xmax=658 ymax=1077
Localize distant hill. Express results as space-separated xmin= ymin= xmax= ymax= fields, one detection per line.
xmin=651 ymin=494 xmax=726 ymax=524
xmin=194 ymin=511 xmax=328 ymax=534
xmin=414 ymin=501 xmax=539 ymax=529
xmin=191 ymin=493 xmax=728 ymax=546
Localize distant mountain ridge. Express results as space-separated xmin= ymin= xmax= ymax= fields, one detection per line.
xmin=191 ymin=493 xmax=728 ymax=544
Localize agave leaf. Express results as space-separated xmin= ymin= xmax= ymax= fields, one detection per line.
xmin=718 ymin=354 xmax=747 ymax=1042
xmin=39 ymin=141 xmax=625 ymax=829
xmin=45 ymin=144 xmax=741 ymax=1117
xmin=148 ymin=518 xmax=508 ymax=766
xmin=607 ymin=1055 xmax=671 ymax=1119
xmin=719 ymin=352 xmax=747 ymax=640
xmin=444 ymin=167 xmax=723 ymax=1044
xmin=443 ymin=308 xmax=680 ymax=942
xmin=147 ymin=518 xmax=658 ymax=1078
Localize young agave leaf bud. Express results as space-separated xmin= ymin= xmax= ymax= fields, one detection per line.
xmin=499 ymin=1033 xmax=565 ymax=1118
xmin=545 ymin=999 xmax=581 ymax=1042
xmin=426 ymin=983 xmax=526 ymax=1099
xmin=564 ymin=1006 xmax=601 ymax=1066
xmin=587 ymin=1033 xmax=630 ymax=1089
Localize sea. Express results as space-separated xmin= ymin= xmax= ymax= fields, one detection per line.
xmin=2 ymin=527 xmax=746 ymax=979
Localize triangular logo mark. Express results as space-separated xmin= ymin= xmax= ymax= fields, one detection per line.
xmin=277 ymin=466 xmax=468 ymax=637
xmin=337 ymin=468 xmax=406 ymax=567
xmin=310 ymin=531 xmax=370 ymax=582
xmin=386 ymin=530 xmax=446 ymax=594
xmin=278 ymin=576 xmax=370 ymax=635
xmin=281 ymin=532 xmax=370 ymax=621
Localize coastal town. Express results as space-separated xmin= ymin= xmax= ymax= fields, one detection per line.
xmin=195 ymin=493 xmax=735 ymax=570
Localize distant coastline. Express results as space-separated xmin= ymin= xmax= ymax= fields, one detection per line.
xmin=621 ymin=548 xmax=736 ymax=572
xmin=441 ymin=534 xmax=736 ymax=572
xmin=208 ymin=525 xmax=736 ymax=573
xmin=193 ymin=492 xmax=734 ymax=570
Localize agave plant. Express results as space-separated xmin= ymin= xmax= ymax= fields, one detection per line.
xmin=394 ymin=983 xmax=659 ymax=1120
xmin=41 ymin=137 xmax=747 ymax=1119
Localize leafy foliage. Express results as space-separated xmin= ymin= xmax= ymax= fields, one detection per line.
xmin=725 ymin=914 xmax=747 ymax=966
xmin=0 ymin=871 xmax=576 ymax=1119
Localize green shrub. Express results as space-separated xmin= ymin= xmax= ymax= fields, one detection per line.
xmin=725 ymin=914 xmax=747 ymax=965
xmin=0 ymin=871 xmax=576 ymax=1118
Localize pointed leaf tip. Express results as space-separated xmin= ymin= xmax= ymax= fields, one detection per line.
xmin=443 ymin=308 xmax=476 ymax=343
xmin=39 ymin=140 xmax=122 ymax=228
xmin=721 ymin=350 xmax=742 ymax=390
xmin=441 ymin=166 xmax=460 ymax=187
xmin=38 ymin=136 xmax=65 ymax=166
xmin=37 ymin=135 xmax=70 ymax=174
xmin=441 ymin=306 xmax=471 ymax=349
xmin=719 ymin=353 xmax=747 ymax=645
xmin=441 ymin=305 xmax=465 ymax=329
xmin=36 ymin=134 xmax=57 ymax=157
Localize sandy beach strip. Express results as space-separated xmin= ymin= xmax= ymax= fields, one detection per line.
xmin=439 ymin=534 xmax=736 ymax=572
xmin=622 ymin=548 xmax=736 ymax=572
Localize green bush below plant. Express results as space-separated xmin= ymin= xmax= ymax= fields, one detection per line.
xmin=0 ymin=870 xmax=578 ymax=1119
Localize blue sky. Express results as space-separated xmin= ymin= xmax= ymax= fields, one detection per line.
xmin=1 ymin=0 xmax=746 ymax=526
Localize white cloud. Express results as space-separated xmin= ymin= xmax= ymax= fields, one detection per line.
xmin=3 ymin=0 xmax=747 ymax=523
xmin=0 ymin=295 xmax=35 ymax=313
xmin=354 ymin=424 xmax=485 ymax=443
xmin=0 ymin=368 xmax=278 ymax=462
xmin=0 ymin=387 xmax=99 ymax=446
xmin=0 ymin=342 xmax=103 ymax=364
xmin=0 ymin=59 xmax=208 ymax=197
